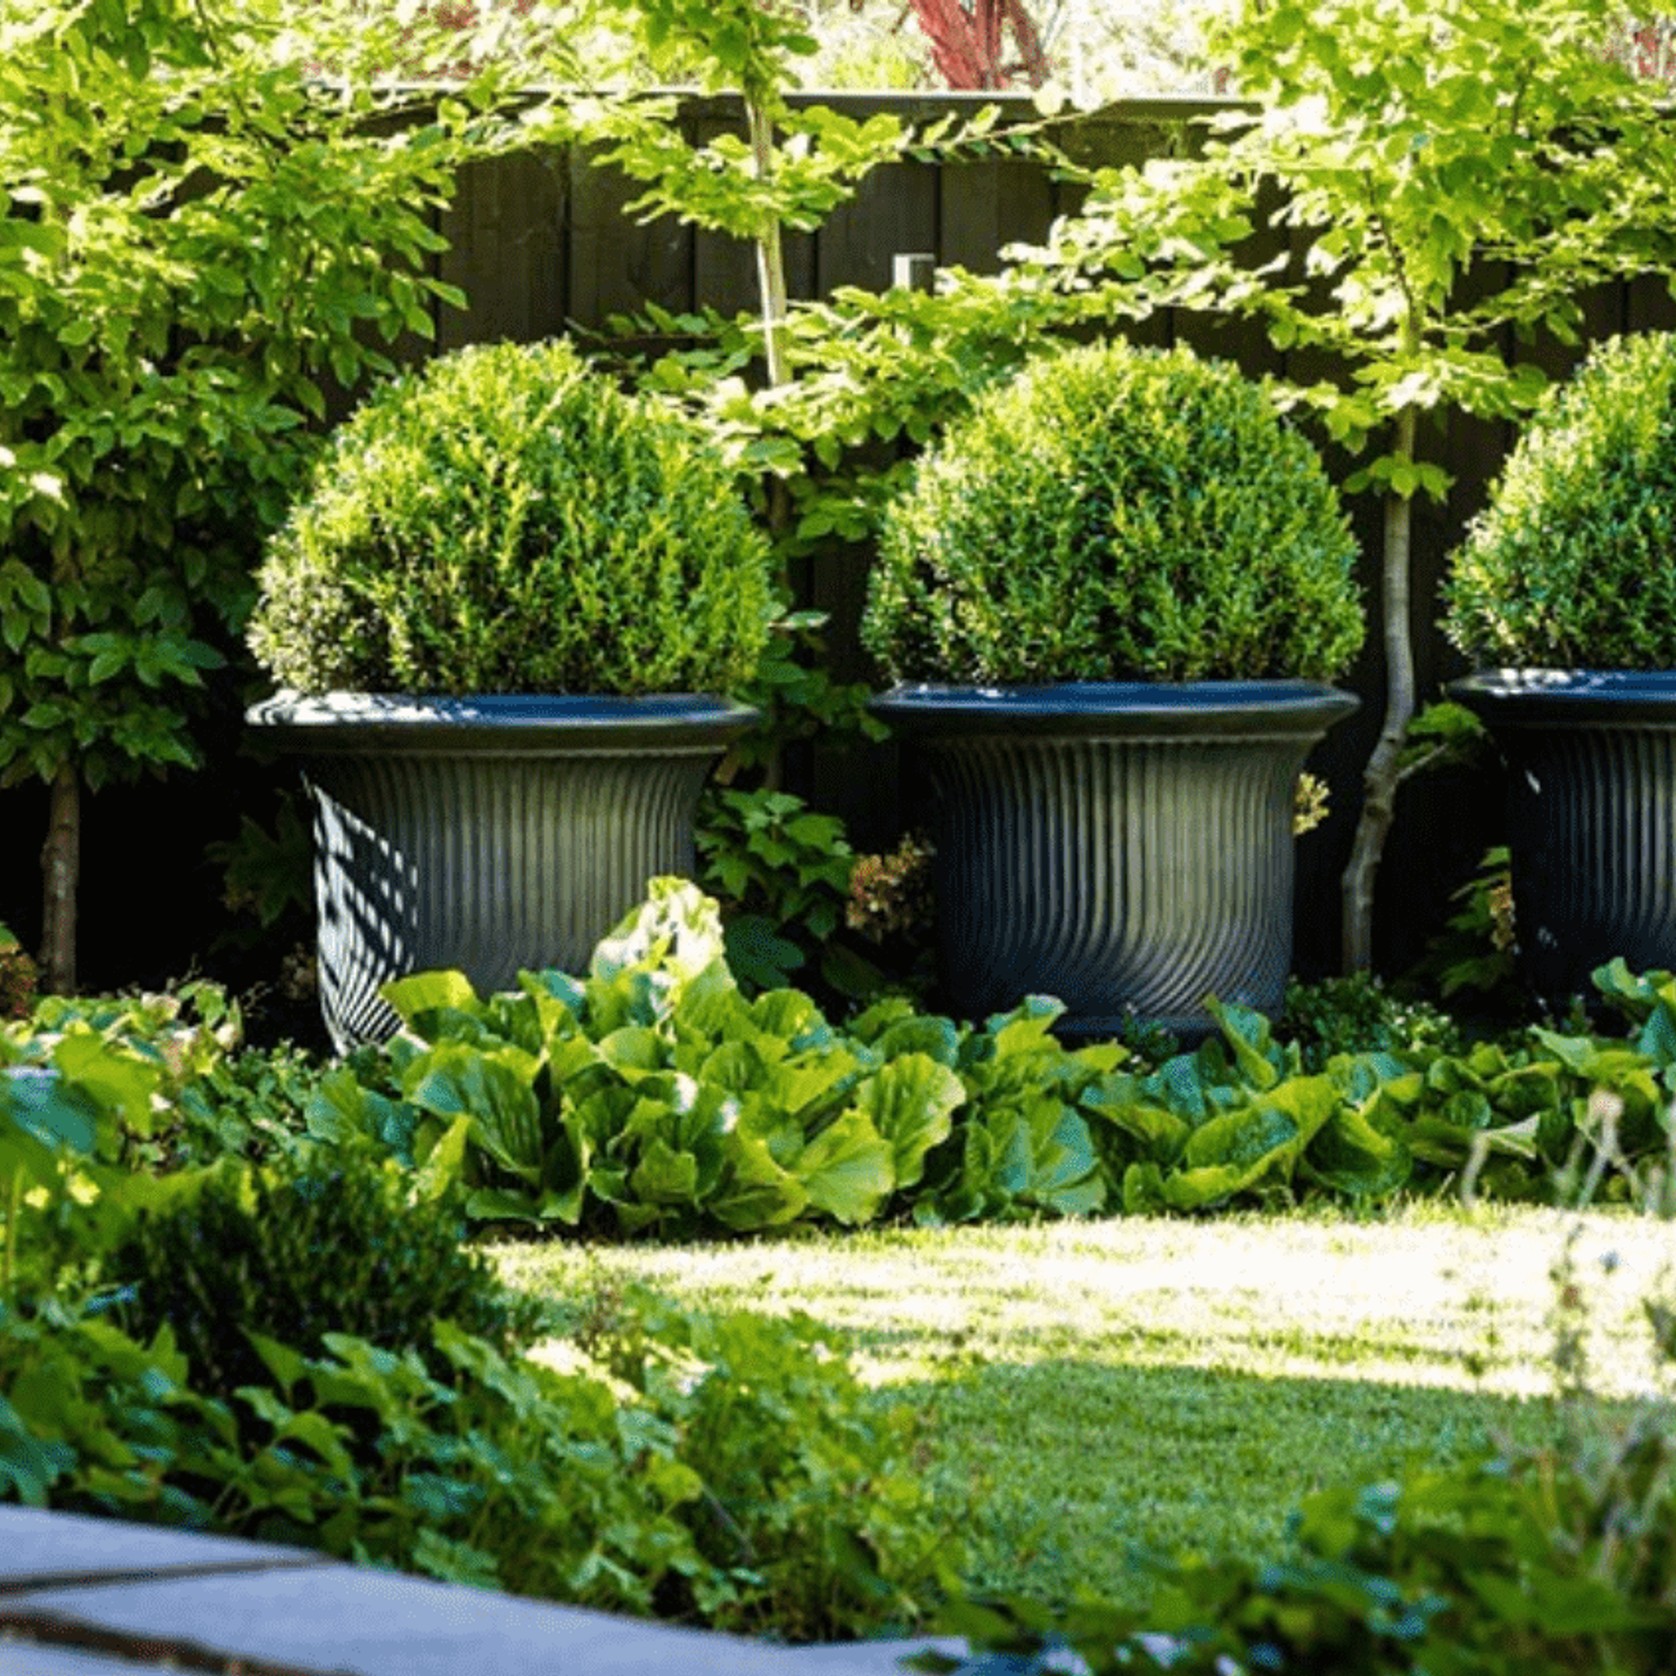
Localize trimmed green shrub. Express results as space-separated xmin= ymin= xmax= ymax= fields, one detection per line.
xmin=861 ymin=342 xmax=1364 ymax=684
xmin=248 ymin=340 xmax=776 ymax=696
xmin=1445 ymin=332 xmax=1676 ymax=668
xmin=107 ymin=1158 xmax=536 ymax=1400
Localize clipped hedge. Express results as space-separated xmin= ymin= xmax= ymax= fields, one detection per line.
xmin=248 ymin=339 xmax=776 ymax=697
xmin=862 ymin=341 xmax=1364 ymax=684
xmin=1445 ymin=332 xmax=1676 ymax=669
xmin=107 ymin=1157 xmax=536 ymax=1401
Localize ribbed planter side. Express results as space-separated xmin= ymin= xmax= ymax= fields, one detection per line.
xmin=1450 ymin=671 xmax=1676 ymax=1003
xmin=875 ymin=683 xmax=1357 ymax=1037
xmin=249 ymin=694 xmax=753 ymax=1050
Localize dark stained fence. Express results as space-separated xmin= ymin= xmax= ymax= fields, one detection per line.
xmin=11 ymin=94 xmax=1672 ymax=991
xmin=426 ymin=90 xmax=1676 ymax=975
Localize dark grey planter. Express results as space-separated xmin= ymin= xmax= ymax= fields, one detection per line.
xmin=872 ymin=681 xmax=1358 ymax=1037
xmin=1449 ymin=670 xmax=1676 ymax=1004
xmin=248 ymin=693 xmax=756 ymax=1051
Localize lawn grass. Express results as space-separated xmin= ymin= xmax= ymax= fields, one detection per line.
xmin=497 ymin=1206 xmax=1676 ymax=1609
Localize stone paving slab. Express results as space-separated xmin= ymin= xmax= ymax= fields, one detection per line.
xmin=0 ymin=1509 xmax=327 ymax=1593
xmin=4 ymin=1566 xmax=901 ymax=1676
xmin=0 ymin=1642 xmax=174 ymax=1675
xmin=0 ymin=1509 xmax=964 ymax=1674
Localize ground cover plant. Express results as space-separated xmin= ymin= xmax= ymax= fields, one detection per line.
xmin=0 ymin=1020 xmax=954 ymax=1639
xmin=307 ymin=880 xmax=1676 ymax=1235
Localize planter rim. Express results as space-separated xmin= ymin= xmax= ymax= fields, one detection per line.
xmin=1449 ymin=669 xmax=1676 ymax=727
xmin=246 ymin=690 xmax=759 ymax=755
xmin=871 ymin=679 xmax=1358 ymax=738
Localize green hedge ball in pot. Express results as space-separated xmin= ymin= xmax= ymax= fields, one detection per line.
xmin=1445 ymin=331 xmax=1676 ymax=1003
xmin=863 ymin=340 xmax=1364 ymax=1036
xmin=246 ymin=339 xmax=775 ymax=1048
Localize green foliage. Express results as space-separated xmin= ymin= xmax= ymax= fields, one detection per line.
xmin=695 ymin=786 xmax=865 ymax=994
xmin=105 ymin=1157 xmax=537 ymax=1402
xmin=307 ymin=880 xmax=1676 ymax=1229
xmin=1282 ymin=975 xmax=1464 ymax=1072
xmin=248 ymin=340 xmax=775 ymax=698
xmin=207 ymin=793 xmax=313 ymax=941
xmin=311 ymin=880 xmax=1005 ymax=1233
xmin=1445 ymin=332 xmax=1676 ymax=667
xmin=3 ymin=983 xmax=320 ymax=1172
xmin=0 ymin=1292 xmax=950 ymax=1637
xmin=0 ymin=0 xmax=509 ymax=796
xmin=1411 ymin=846 xmax=1522 ymax=1005
xmin=861 ymin=342 xmax=1364 ymax=684
xmin=0 ymin=976 xmax=957 ymax=1640
xmin=1396 ymin=700 xmax=1490 ymax=779
xmin=570 ymin=1284 xmax=959 ymax=1638
xmin=1045 ymin=0 xmax=1676 ymax=490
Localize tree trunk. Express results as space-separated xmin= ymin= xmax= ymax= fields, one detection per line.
xmin=1340 ymin=407 xmax=1419 ymax=972
xmin=745 ymin=89 xmax=792 ymax=792
xmin=744 ymin=93 xmax=790 ymax=394
xmin=38 ymin=762 xmax=79 ymax=995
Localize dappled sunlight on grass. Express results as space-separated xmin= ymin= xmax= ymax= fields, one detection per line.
xmin=500 ymin=1205 xmax=1676 ymax=1398
xmin=498 ymin=1206 xmax=1676 ymax=1607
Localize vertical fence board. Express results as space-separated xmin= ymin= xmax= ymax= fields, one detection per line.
xmin=937 ymin=156 xmax=1054 ymax=273
xmin=567 ymin=146 xmax=696 ymax=326
xmin=439 ymin=150 xmax=568 ymax=350
xmin=815 ymin=157 xmax=940 ymax=295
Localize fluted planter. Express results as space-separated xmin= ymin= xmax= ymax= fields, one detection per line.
xmin=873 ymin=681 xmax=1358 ymax=1037
xmin=1449 ymin=670 xmax=1676 ymax=1004
xmin=248 ymin=693 xmax=756 ymax=1051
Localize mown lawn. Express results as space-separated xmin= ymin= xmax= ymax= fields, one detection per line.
xmin=498 ymin=1206 xmax=1676 ymax=1609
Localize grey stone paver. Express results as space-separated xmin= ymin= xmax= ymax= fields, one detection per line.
xmin=6 ymin=1566 xmax=875 ymax=1675
xmin=0 ymin=1508 xmax=326 ymax=1592
xmin=0 ymin=1642 xmax=173 ymax=1674
xmin=0 ymin=1509 xmax=961 ymax=1674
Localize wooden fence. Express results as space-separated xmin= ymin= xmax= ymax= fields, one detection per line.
xmin=424 ymin=91 xmax=1676 ymax=975
xmin=13 ymin=93 xmax=1676 ymax=989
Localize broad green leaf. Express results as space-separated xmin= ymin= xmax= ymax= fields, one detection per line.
xmin=629 ymin=1137 xmax=701 ymax=1204
xmin=403 ymin=1042 xmax=544 ymax=1181
xmin=794 ymin=1108 xmax=895 ymax=1225
xmin=710 ymin=1130 xmax=808 ymax=1231
xmin=383 ymin=971 xmax=484 ymax=1037
xmin=853 ymin=1052 xmax=965 ymax=1190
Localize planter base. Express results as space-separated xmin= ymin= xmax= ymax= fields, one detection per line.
xmin=874 ymin=682 xmax=1357 ymax=1037
xmin=1451 ymin=670 xmax=1676 ymax=1004
xmin=250 ymin=693 xmax=754 ymax=1050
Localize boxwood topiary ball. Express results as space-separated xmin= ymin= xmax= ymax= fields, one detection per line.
xmin=1444 ymin=332 xmax=1676 ymax=670
xmin=860 ymin=340 xmax=1364 ymax=685
xmin=248 ymin=339 xmax=775 ymax=698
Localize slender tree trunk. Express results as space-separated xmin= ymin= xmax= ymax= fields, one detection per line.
xmin=39 ymin=762 xmax=79 ymax=995
xmin=745 ymin=88 xmax=792 ymax=791
xmin=744 ymin=93 xmax=790 ymax=394
xmin=1340 ymin=405 xmax=1419 ymax=972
